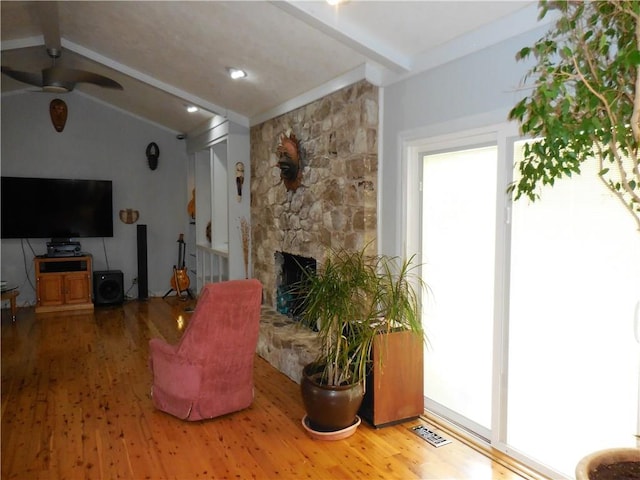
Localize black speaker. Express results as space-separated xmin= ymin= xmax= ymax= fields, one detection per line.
xmin=137 ymin=224 xmax=148 ymax=300
xmin=93 ymin=270 xmax=124 ymax=306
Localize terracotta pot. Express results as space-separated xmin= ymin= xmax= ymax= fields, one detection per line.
xmin=575 ymin=448 xmax=640 ymax=480
xmin=300 ymin=363 xmax=364 ymax=432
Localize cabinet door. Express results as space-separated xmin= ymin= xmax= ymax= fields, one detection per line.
xmin=38 ymin=275 xmax=65 ymax=307
xmin=64 ymin=273 xmax=91 ymax=305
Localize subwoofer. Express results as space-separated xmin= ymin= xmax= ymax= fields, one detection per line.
xmin=93 ymin=270 xmax=124 ymax=306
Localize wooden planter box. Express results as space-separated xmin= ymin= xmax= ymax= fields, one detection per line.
xmin=358 ymin=330 xmax=424 ymax=427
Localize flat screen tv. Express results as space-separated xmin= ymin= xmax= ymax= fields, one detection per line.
xmin=1 ymin=176 xmax=113 ymax=240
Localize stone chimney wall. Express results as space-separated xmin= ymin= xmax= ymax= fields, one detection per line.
xmin=250 ymin=80 xmax=379 ymax=307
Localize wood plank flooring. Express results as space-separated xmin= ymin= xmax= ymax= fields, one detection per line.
xmin=2 ymin=298 xmax=544 ymax=479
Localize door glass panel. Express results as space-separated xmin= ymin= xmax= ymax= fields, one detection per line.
xmin=508 ymin=140 xmax=640 ymax=477
xmin=422 ymin=145 xmax=497 ymax=433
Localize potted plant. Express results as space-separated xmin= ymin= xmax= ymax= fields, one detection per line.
xmin=509 ymin=1 xmax=640 ymax=466
xmin=296 ymin=245 xmax=426 ymax=437
xmin=508 ymin=0 xmax=640 ymax=229
xmin=575 ymin=448 xmax=640 ymax=480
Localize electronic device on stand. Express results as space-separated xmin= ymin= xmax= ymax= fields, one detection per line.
xmin=46 ymin=240 xmax=82 ymax=257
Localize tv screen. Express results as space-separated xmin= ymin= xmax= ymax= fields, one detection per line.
xmin=1 ymin=176 xmax=113 ymax=239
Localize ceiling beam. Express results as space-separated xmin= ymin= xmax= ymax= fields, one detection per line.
xmin=0 ymin=36 xmax=44 ymax=51
xmin=377 ymin=2 xmax=555 ymax=87
xmin=272 ymin=1 xmax=411 ymax=73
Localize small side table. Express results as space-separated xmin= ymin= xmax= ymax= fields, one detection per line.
xmin=1 ymin=288 xmax=19 ymax=322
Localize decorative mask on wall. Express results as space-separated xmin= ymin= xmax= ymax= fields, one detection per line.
xmin=49 ymin=99 xmax=68 ymax=132
xmin=276 ymin=130 xmax=302 ymax=192
xmin=146 ymin=142 xmax=160 ymax=170
xmin=235 ymin=162 xmax=245 ymax=202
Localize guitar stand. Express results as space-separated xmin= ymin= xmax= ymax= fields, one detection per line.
xmin=164 ymin=234 xmax=194 ymax=300
xmin=163 ymin=287 xmax=194 ymax=300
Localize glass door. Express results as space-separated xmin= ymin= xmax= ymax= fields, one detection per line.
xmin=421 ymin=145 xmax=498 ymax=438
xmin=506 ymin=140 xmax=640 ymax=477
xmin=412 ymin=132 xmax=639 ymax=479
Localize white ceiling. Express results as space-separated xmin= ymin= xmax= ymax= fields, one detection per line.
xmin=1 ymin=1 xmax=542 ymax=134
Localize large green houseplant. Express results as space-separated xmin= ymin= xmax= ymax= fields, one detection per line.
xmin=296 ymin=246 xmax=425 ymax=434
xmin=508 ymin=0 xmax=640 ymax=230
xmin=509 ymin=1 xmax=640 ymax=467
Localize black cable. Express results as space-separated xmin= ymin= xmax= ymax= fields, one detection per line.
xmin=21 ymin=238 xmax=36 ymax=295
xmin=102 ymin=237 xmax=110 ymax=271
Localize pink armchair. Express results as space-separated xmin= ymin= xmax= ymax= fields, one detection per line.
xmin=149 ymin=279 xmax=263 ymax=421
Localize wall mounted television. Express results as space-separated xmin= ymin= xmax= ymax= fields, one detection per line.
xmin=1 ymin=176 xmax=113 ymax=240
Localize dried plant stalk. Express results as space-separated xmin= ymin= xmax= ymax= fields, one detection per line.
xmin=240 ymin=217 xmax=250 ymax=279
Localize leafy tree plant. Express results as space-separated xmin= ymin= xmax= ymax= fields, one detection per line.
xmin=509 ymin=0 xmax=640 ymax=231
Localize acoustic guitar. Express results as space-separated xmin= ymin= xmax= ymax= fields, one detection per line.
xmin=170 ymin=233 xmax=191 ymax=298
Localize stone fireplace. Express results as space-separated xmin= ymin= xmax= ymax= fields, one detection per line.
xmin=250 ymin=80 xmax=379 ymax=308
xmin=251 ymin=80 xmax=379 ymax=382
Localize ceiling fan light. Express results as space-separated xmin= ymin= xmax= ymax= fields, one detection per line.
xmin=43 ymin=85 xmax=70 ymax=93
xmin=42 ymin=69 xmax=75 ymax=92
xmin=228 ymin=68 xmax=247 ymax=80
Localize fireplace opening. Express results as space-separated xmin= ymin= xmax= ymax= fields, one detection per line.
xmin=275 ymin=251 xmax=316 ymax=320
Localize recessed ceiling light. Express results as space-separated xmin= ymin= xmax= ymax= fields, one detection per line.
xmin=228 ymin=68 xmax=247 ymax=80
xmin=186 ymin=105 xmax=199 ymax=113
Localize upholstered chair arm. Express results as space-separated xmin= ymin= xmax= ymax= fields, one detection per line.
xmin=149 ymin=338 xmax=202 ymax=418
xmin=148 ymin=338 xmax=178 ymax=367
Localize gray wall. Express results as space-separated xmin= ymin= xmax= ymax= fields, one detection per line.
xmin=1 ymin=91 xmax=190 ymax=306
xmin=380 ymin=24 xmax=547 ymax=256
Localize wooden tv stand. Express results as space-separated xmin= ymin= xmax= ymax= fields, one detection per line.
xmin=34 ymin=256 xmax=93 ymax=313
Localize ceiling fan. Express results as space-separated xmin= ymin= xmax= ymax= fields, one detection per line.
xmin=1 ymin=47 xmax=123 ymax=93
xmin=1 ymin=2 xmax=122 ymax=93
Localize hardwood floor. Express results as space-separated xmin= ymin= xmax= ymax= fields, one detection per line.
xmin=2 ymin=298 xmax=544 ymax=479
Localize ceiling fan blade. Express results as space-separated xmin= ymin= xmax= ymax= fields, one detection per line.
xmin=46 ymin=67 xmax=123 ymax=90
xmin=1 ymin=67 xmax=44 ymax=88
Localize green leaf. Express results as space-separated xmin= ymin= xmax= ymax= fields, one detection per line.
xmin=517 ymin=46 xmax=532 ymax=60
xmin=627 ymin=50 xmax=640 ymax=66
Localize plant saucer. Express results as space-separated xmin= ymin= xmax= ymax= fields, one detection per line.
xmin=301 ymin=415 xmax=361 ymax=441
